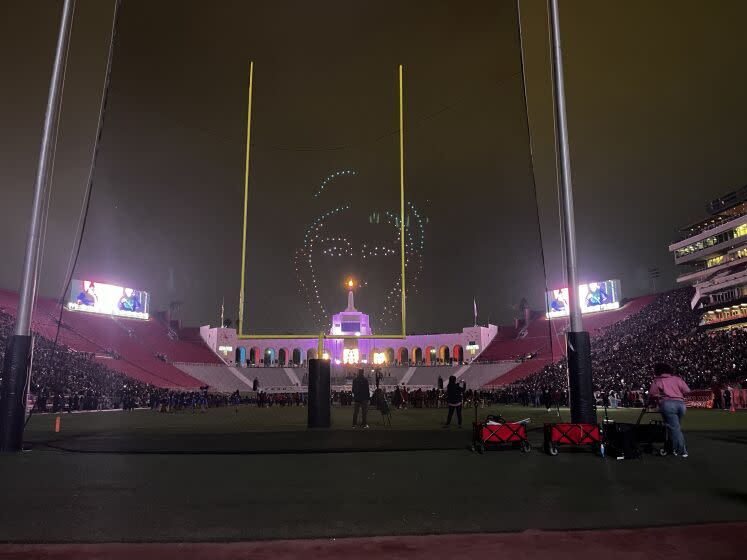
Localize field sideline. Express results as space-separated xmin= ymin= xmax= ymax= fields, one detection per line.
xmin=25 ymin=403 xmax=747 ymax=437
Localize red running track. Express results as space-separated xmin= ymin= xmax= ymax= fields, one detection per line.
xmin=0 ymin=523 xmax=743 ymax=559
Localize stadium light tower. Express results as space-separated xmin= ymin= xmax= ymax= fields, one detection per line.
xmin=548 ymin=0 xmax=596 ymax=424
xmin=0 ymin=0 xmax=76 ymax=452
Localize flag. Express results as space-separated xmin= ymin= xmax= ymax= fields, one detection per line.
xmin=473 ymin=298 xmax=477 ymax=326
xmin=220 ymin=297 xmax=225 ymax=328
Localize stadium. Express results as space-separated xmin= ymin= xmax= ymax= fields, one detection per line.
xmin=2 ymin=1 xmax=747 ymax=558
xmin=2 ymin=268 xmax=745 ymax=413
xmin=670 ymin=185 xmax=747 ymax=329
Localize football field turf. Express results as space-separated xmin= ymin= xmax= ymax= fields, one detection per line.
xmin=0 ymin=406 xmax=744 ymax=543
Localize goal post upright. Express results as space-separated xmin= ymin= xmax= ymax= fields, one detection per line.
xmin=236 ymin=64 xmax=407 ymax=343
xmin=238 ymin=61 xmax=253 ymax=339
xmin=398 ymin=64 xmax=406 ymax=339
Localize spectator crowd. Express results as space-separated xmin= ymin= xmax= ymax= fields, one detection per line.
xmin=0 ymin=307 xmax=154 ymax=412
xmin=2 ymin=288 xmax=746 ymax=414
xmin=496 ymin=289 xmax=747 ymax=405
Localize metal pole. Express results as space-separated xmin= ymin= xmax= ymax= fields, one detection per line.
xmin=548 ymin=0 xmax=582 ymax=334
xmin=546 ymin=0 xmax=595 ymax=424
xmin=1 ymin=0 xmax=76 ymax=452
xmin=16 ymin=0 xmax=75 ymax=336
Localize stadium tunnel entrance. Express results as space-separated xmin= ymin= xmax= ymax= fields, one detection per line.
xmin=278 ymin=348 xmax=288 ymax=366
xmin=412 ymin=347 xmax=422 ymax=364
xmin=439 ymin=345 xmax=450 ymax=364
xmin=264 ymin=348 xmax=275 ymax=366
xmin=248 ymin=347 xmax=260 ymax=365
xmin=397 ymin=347 xmax=408 ymax=365
xmin=425 ymin=346 xmax=436 ymax=365
xmin=453 ymin=344 xmax=464 ymax=363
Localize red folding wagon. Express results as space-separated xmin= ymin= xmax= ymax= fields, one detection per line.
xmin=543 ymin=422 xmax=602 ymax=456
xmin=472 ymin=415 xmax=531 ymax=454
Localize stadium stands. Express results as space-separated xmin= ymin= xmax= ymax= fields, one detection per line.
xmin=406 ymin=365 xmax=463 ymax=387
xmin=494 ymin=288 xmax=747 ymax=404
xmin=459 ymin=362 xmax=517 ymax=387
xmin=50 ymin=310 xmax=202 ymax=388
xmin=0 ymin=289 xmax=204 ymax=388
xmin=0 ymin=305 xmax=153 ymax=411
xmin=478 ymin=295 xmax=657 ymax=386
xmin=4 ymin=281 xmax=742 ymax=410
xmin=174 ymin=363 xmax=299 ymax=392
xmin=236 ymin=366 xmax=297 ymax=391
xmin=124 ymin=319 xmax=222 ymax=364
xmin=174 ymin=364 xmax=254 ymax=392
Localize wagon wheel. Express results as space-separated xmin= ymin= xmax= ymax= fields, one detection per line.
xmin=521 ymin=440 xmax=531 ymax=453
xmin=657 ymin=447 xmax=667 ymax=457
xmin=548 ymin=444 xmax=558 ymax=456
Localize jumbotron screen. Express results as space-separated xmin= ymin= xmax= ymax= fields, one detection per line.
xmin=545 ymin=279 xmax=621 ymax=318
xmin=67 ymin=279 xmax=150 ymax=320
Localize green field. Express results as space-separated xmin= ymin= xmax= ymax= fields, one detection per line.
xmin=26 ymin=403 xmax=747 ymax=435
xmin=1 ymin=406 xmax=745 ymax=543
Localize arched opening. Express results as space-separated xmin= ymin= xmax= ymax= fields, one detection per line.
xmin=412 ymin=347 xmax=423 ymax=364
xmin=248 ymin=346 xmax=260 ymax=365
xmin=425 ymin=346 xmax=436 ymax=365
xmin=439 ymin=345 xmax=450 ymax=364
xmin=278 ymin=348 xmax=288 ymax=366
xmin=371 ymin=348 xmax=388 ymax=365
xmin=235 ymin=346 xmax=246 ymax=365
xmin=453 ymin=344 xmax=464 ymax=363
xmin=307 ymin=348 xmax=317 ymax=362
xmin=385 ymin=347 xmax=395 ymax=364
xmin=264 ymin=347 xmax=275 ymax=366
xmin=292 ymin=348 xmax=302 ymax=365
xmin=397 ymin=347 xmax=408 ymax=364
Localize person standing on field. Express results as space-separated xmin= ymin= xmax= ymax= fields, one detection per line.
xmin=352 ymin=369 xmax=370 ymax=429
xmin=648 ymin=363 xmax=691 ymax=457
xmin=443 ymin=375 xmax=463 ymax=428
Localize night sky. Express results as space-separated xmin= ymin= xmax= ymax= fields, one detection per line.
xmin=2 ymin=0 xmax=747 ymax=334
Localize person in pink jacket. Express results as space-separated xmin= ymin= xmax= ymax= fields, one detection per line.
xmin=648 ymin=363 xmax=691 ymax=457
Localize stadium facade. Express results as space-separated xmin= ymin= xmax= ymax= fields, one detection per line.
xmin=669 ymin=185 xmax=747 ymax=329
xmin=200 ymin=290 xmax=498 ymax=368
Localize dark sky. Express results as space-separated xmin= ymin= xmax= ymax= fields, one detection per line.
xmin=2 ymin=0 xmax=747 ymax=334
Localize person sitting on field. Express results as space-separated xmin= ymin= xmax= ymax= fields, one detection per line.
xmin=352 ymin=368 xmax=370 ymax=429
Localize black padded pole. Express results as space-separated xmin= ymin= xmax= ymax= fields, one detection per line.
xmin=307 ymin=359 xmax=331 ymax=428
xmin=0 ymin=336 xmax=33 ymax=452
xmin=567 ymin=331 xmax=596 ymax=424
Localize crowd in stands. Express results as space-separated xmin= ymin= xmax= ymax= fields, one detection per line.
xmin=498 ymin=289 xmax=747 ymax=405
xmin=3 ymin=288 xmax=747 ymax=415
xmin=0 ymin=307 xmax=155 ymax=412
